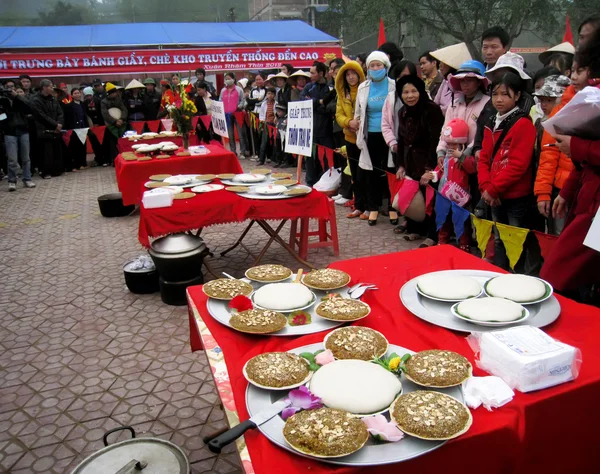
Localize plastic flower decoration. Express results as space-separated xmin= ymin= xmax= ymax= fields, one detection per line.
xmin=288 ymin=310 xmax=311 ymax=326
xmin=168 ymin=82 xmax=197 ymax=135
xmin=228 ymin=295 xmax=253 ymax=313
xmin=300 ymin=349 xmax=333 ymax=371
xmin=373 ymin=352 xmax=411 ymax=375
xmin=315 ymin=349 xmax=335 ymax=366
xmin=362 ymin=414 xmax=404 ymax=442
xmin=281 ymin=386 xmax=323 ymax=420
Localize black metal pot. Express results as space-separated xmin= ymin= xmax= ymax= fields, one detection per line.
xmin=148 ymin=233 xmax=209 ymax=281
xmin=98 ymin=192 xmax=135 ymax=218
xmin=159 ymin=274 xmax=204 ymax=306
xmin=123 ymin=260 xmax=159 ymax=294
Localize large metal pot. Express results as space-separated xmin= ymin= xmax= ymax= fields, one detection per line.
xmin=159 ymin=274 xmax=205 ymax=306
xmin=70 ymin=426 xmax=190 ymax=474
xmin=123 ymin=259 xmax=159 ymax=294
xmin=148 ymin=233 xmax=209 ymax=281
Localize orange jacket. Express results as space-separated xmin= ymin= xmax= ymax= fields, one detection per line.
xmin=534 ymin=85 xmax=576 ymax=202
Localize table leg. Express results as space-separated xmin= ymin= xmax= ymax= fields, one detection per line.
xmin=252 ymin=220 xmax=286 ymax=265
xmin=255 ymin=220 xmax=316 ymax=269
xmin=220 ymin=220 xmax=255 ymax=256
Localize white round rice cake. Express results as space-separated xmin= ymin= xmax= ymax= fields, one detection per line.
xmin=253 ymin=283 xmax=313 ymax=311
xmin=416 ymin=274 xmax=481 ymax=300
xmin=486 ymin=274 xmax=547 ymax=302
xmin=310 ymin=360 xmax=401 ymax=415
xmin=457 ymin=297 xmax=525 ymax=322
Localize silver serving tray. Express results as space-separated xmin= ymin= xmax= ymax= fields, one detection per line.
xmin=246 ymin=342 xmax=465 ymax=466
xmin=206 ymin=279 xmax=346 ymax=336
xmin=400 ymin=269 xmax=561 ymax=332
xmin=235 ymin=185 xmax=312 ymax=200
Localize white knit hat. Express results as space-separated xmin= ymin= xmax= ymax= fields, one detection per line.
xmin=366 ymin=51 xmax=391 ymax=70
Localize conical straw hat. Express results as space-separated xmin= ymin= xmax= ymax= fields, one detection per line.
xmin=539 ymin=41 xmax=575 ymax=64
xmin=430 ymin=43 xmax=472 ymax=71
xmin=125 ymin=79 xmax=145 ymax=90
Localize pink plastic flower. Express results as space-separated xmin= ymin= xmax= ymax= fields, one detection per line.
xmin=362 ymin=414 xmax=404 ymax=442
xmin=281 ymin=386 xmax=323 ymax=420
xmin=315 ymin=349 xmax=335 ymax=366
xmin=228 ymin=295 xmax=253 ymax=312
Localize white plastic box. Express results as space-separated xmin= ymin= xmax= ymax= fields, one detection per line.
xmin=142 ymin=188 xmax=174 ymax=209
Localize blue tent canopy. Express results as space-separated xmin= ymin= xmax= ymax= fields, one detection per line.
xmin=0 ymin=21 xmax=338 ymax=49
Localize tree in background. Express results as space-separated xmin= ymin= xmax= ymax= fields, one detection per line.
xmin=37 ymin=0 xmax=97 ymax=25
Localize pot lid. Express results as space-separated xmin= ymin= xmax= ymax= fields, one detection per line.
xmin=150 ymin=233 xmax=203 ymax=254
xmin=71 ymin=438 xmax=189 ymax=474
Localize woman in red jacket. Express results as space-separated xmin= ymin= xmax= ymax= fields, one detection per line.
xmin=478 ymin=73 xmax=536 ymax=270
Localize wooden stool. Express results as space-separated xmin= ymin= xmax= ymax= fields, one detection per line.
xmin=289 ymin=199 xmax=340 ymax=260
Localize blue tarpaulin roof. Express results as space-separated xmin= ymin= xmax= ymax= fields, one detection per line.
xmin=0 ymin=21 xmax=338 ymax=49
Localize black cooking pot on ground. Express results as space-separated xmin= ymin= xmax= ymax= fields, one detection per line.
xmin=159 ymin=274 xmax=204 ymax=306
xmin=123 ymin=259 xmax=159 ymax=294
xmin=148 ymin=233 xmax=209 ymax=281
xmin=98 ymin=192 xmax=135 ymax=217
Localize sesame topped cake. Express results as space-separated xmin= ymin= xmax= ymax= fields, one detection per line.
xmin=244 ymin=352 xmax=311 ymax=389
xmin=202 ymin=278 xmax=253 ymax=300
xmin=229 ymin=309 xmax=287 ymax=334
xmin=404 ymin=350 xmax=472 ymax=388
xmin=390 ymin=391 xmax=472 ymax=440
xmin=315 ymin=296 xmax=370 ymax=321
xmin=283 ymin=408 xmax=368 ymax=458
xmin=245 ymin=264 xmax=293 ymax=283
xmin=324 ymin=326 xmax=388 ymax=361
xmin=302 ymin=269 xmax=351 ymax=290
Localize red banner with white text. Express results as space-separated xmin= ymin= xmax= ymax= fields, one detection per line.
xmin=0 ymin=45 xmax=342 ymax=77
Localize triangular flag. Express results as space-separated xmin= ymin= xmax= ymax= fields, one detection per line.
xmin=131 ymin=121 xmax=145 ymax=134
xmin=74 ymin=128 xmax=89 ymax=145
xmin=378 ymin=18 xmax=386 ymax=47
xmin=200 ymin=115 xmax=212 ymax=131
xmin=62 ymin=129 xmax=73 ymax=147
xmin=325 ymin=147 xmax=334 ymax=169
xmin=563 ymin=14 xmax=574 ymax=45
xmin=146 ymin=120 xmax=160 ymax=133
xmin=435 ymin=192 xmax=452 ymax=231
xmin=495 ymin=222 xmax=530 ymax=270
xmin=161 ymin=118 xmax=173 ymax=132
xmin=471 ymin=215 xmax=494 ymax=260
xmin=425 ymin=185 xmax=435 ymax=216
xmin=451 ymin=202 xmax=470 ymax=239
xmin=191 ymin=116 xmax=199 ymax=130
xmin=234 ymin=111 xmax=246 ymax=127
xmin=316 ymin=145 xmax=326 ymax=169
xmin=533 ymin=230 xmax=559 ymax=260
xmin=91 ymin=125 xmax=106 ymax=144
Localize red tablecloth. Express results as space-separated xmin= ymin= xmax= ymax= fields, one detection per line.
xmin=117 ymin=135 xmax=201 ymax=153
xmin=138 ymin=188 xmax=331 ymax=247
xmin=115 ymin=145 xmax=243 ymax=206
xmin=187 ymin=246 xmax=600 ymax=474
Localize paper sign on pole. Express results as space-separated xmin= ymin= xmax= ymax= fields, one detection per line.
xmin=285 ymin=100 xmax=313 ymax=157
xmin=583 ymin=206 xmax=600 ymax=253
xmin=211 ymin=101 xmax=229 ymax=139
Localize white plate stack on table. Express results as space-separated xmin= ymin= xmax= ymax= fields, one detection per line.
xmin=204 ymin=266 xmax=369 ymax=336
xmin=400 ymin=270 xmax=561 ymax=332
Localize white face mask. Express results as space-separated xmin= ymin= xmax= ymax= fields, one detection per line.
xmin=225 ymin=79 xmax=235 ymax=86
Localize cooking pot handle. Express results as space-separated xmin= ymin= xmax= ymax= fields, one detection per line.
xmin=103 ymin=426 xmax=136 ymax=446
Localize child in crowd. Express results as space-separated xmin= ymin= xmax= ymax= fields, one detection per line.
xmin=478 ymin=73 xmax=536 ymax=271
xmin=258 ymin=88 xmax=276 ymax=165
xmin=273 ymin=103 xmax=291 ymax=168
xmin=432 ymin=118 xmax=476 ymax=251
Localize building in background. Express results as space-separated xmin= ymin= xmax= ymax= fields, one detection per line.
xmin=249 ymin=0 xmax=330 ymax=26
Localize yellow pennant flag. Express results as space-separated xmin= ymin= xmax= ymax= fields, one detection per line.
xmin=471 ymin=215 xmax=494 ymax=259
xmin=495 ymin=222 xmax=530 ymax=269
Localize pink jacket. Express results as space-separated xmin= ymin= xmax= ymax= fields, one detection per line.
xmin=436 ymin=91 xmax=490 ymax=154
xmin=381 ymin=90 xmax=401 ymax=147
xmin=434 ymin=79 xmax=453 ymax=115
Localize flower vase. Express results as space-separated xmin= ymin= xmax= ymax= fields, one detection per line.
xmin=182 ymin=133 xmax=189 ymax=150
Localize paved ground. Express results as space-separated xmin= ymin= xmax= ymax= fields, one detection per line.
xmin=0 ymin=157 xmax=417 ymax=473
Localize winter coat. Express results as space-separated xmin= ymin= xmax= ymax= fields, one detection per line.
xmin=123 ymin=91 xmax=144 ymax=121
xmin=534 ymin=85 xmax=576 ymax=203
xmin=381 ymin=91 xmax=403 ymax=148
xmin=29 ymin=92 xmax=64 ymax=136
xmin=434 ymin=79 xmax=453 ymax=115
xmin=355 ymin=77 xmax=395 ymax=170
xmin=335 ymin=61 xmax=366 ymax=144
xmin=428 ymin=71 xmax=444 ymax=100
xmin=0 ymin=95 xmax=32 ymax=135
xmin=219 ymin=85 xmax=245 ymax=114
xmin=478 ymin=112 xmax=536 ymax=200
xmin=300 ymin=80 xmax=332 ymax=138
xmin=246 ymin=87 xmax=266 ymax=114
xmin=101 ymin=94 xmax=127 ymax=126
xmin=63 ymin=100 xmax=87 ymax=130
xmin=276 ymin=84 xmax=292 ymax=109
xmin=84 ymin=96 xmax=104 ymax=125
xmin=396 ymin=101 xmax=445 ymax=180
xmin=436 ymin=91 xmax=490 ymax=155
xmin=142 ymin=89 xmax=162 ymax=120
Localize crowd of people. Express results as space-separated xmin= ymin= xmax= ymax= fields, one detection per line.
xmin=1 ymin=16 xmax=598 ymax=301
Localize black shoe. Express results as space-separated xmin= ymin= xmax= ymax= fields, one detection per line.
xmin=273 ymin=163 xmax=281 ymax=168
xmin=390 ymin=218 xmax=399 ymax=225
xmin=368 ymin=219 xmax=377 ymax=226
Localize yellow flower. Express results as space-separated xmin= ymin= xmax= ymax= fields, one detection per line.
xmin=388 ymin=357 xmax=401 ymax=371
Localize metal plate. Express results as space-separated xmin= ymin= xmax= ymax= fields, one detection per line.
xmin=246 ymin=342 xmax=465 ymax=466
xmin=220 ymin=177 xmax=275 ymax=186
xmin=206 ymin=280 xmax=346 ymax=336
xmin=236 ymin=185 xmax=312 ymax=200
xmin=400 ymin=269 xmax=561 ymax=333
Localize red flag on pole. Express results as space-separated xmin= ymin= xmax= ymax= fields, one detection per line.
xmin=378 ymin=18 xmax=386 ymax=47
xmin=563 ymin=14 xmax=574 ymax=45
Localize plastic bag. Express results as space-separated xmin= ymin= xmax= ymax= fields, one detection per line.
xmin=314 ymin=167 xmax=342 ymax=192
xmin=467 ymin=326 xmax=582 ymax=393
xmin=128 ymin=255 xmax=156 ymax=271
xmin=543 ymin=86 xmax=600 ymax=139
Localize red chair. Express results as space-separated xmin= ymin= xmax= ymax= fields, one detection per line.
xmin=289 ymin=198 xmax=339 ymax=260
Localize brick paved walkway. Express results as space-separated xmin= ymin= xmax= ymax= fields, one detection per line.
xmin=0 ymin=159 xmax=417 ymax=473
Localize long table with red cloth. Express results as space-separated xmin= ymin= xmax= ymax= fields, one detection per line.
xmin=186 ymin=245 xmax=600 ymax=474
xmin=138 ymin=186 xmax=331 ymax=247
xmin=116 ymin=145 xmax=243 ymax=206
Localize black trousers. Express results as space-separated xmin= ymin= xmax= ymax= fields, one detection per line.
xmin=68 ymin=135 xmax=87 ymax=169
xmin=104 ymin=131 xmax=119 ymax=165
xmin=39 ymin=137 xmax=63 ymax=177
xmin=306 ymin=135 xmax=334 ymax=187
xmin=88 ymin=128 xmax=105 ymax=165
xmin=358 ymin=132 xmax=392 ymax=212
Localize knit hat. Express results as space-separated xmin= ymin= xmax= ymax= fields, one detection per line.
xmin=366 ymin=51 xmax=391 ymax=70
xmin=237 ymin=78 xmax=248 ymax=89
xmin=448 ymin=60 xmax=489 ymax=92
xmin=441 ymin=118 xmax=469 ymax=144
xmin=539 ymin=42 xmax=575 ymax=65
xmin=486 ymin=52 xmax=531 ymax=81
xmin=105 ymin=82 xmax=117 ymax=93
xmin=533 ymin=75 xmax=571 ymax=98
xmin=275 ymin=103 xmax=287 ymax=111
xmin=82 ymin=86 xmax=94 ymax=97
xmin=143 ymin=78 xmax=156 ymax=85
